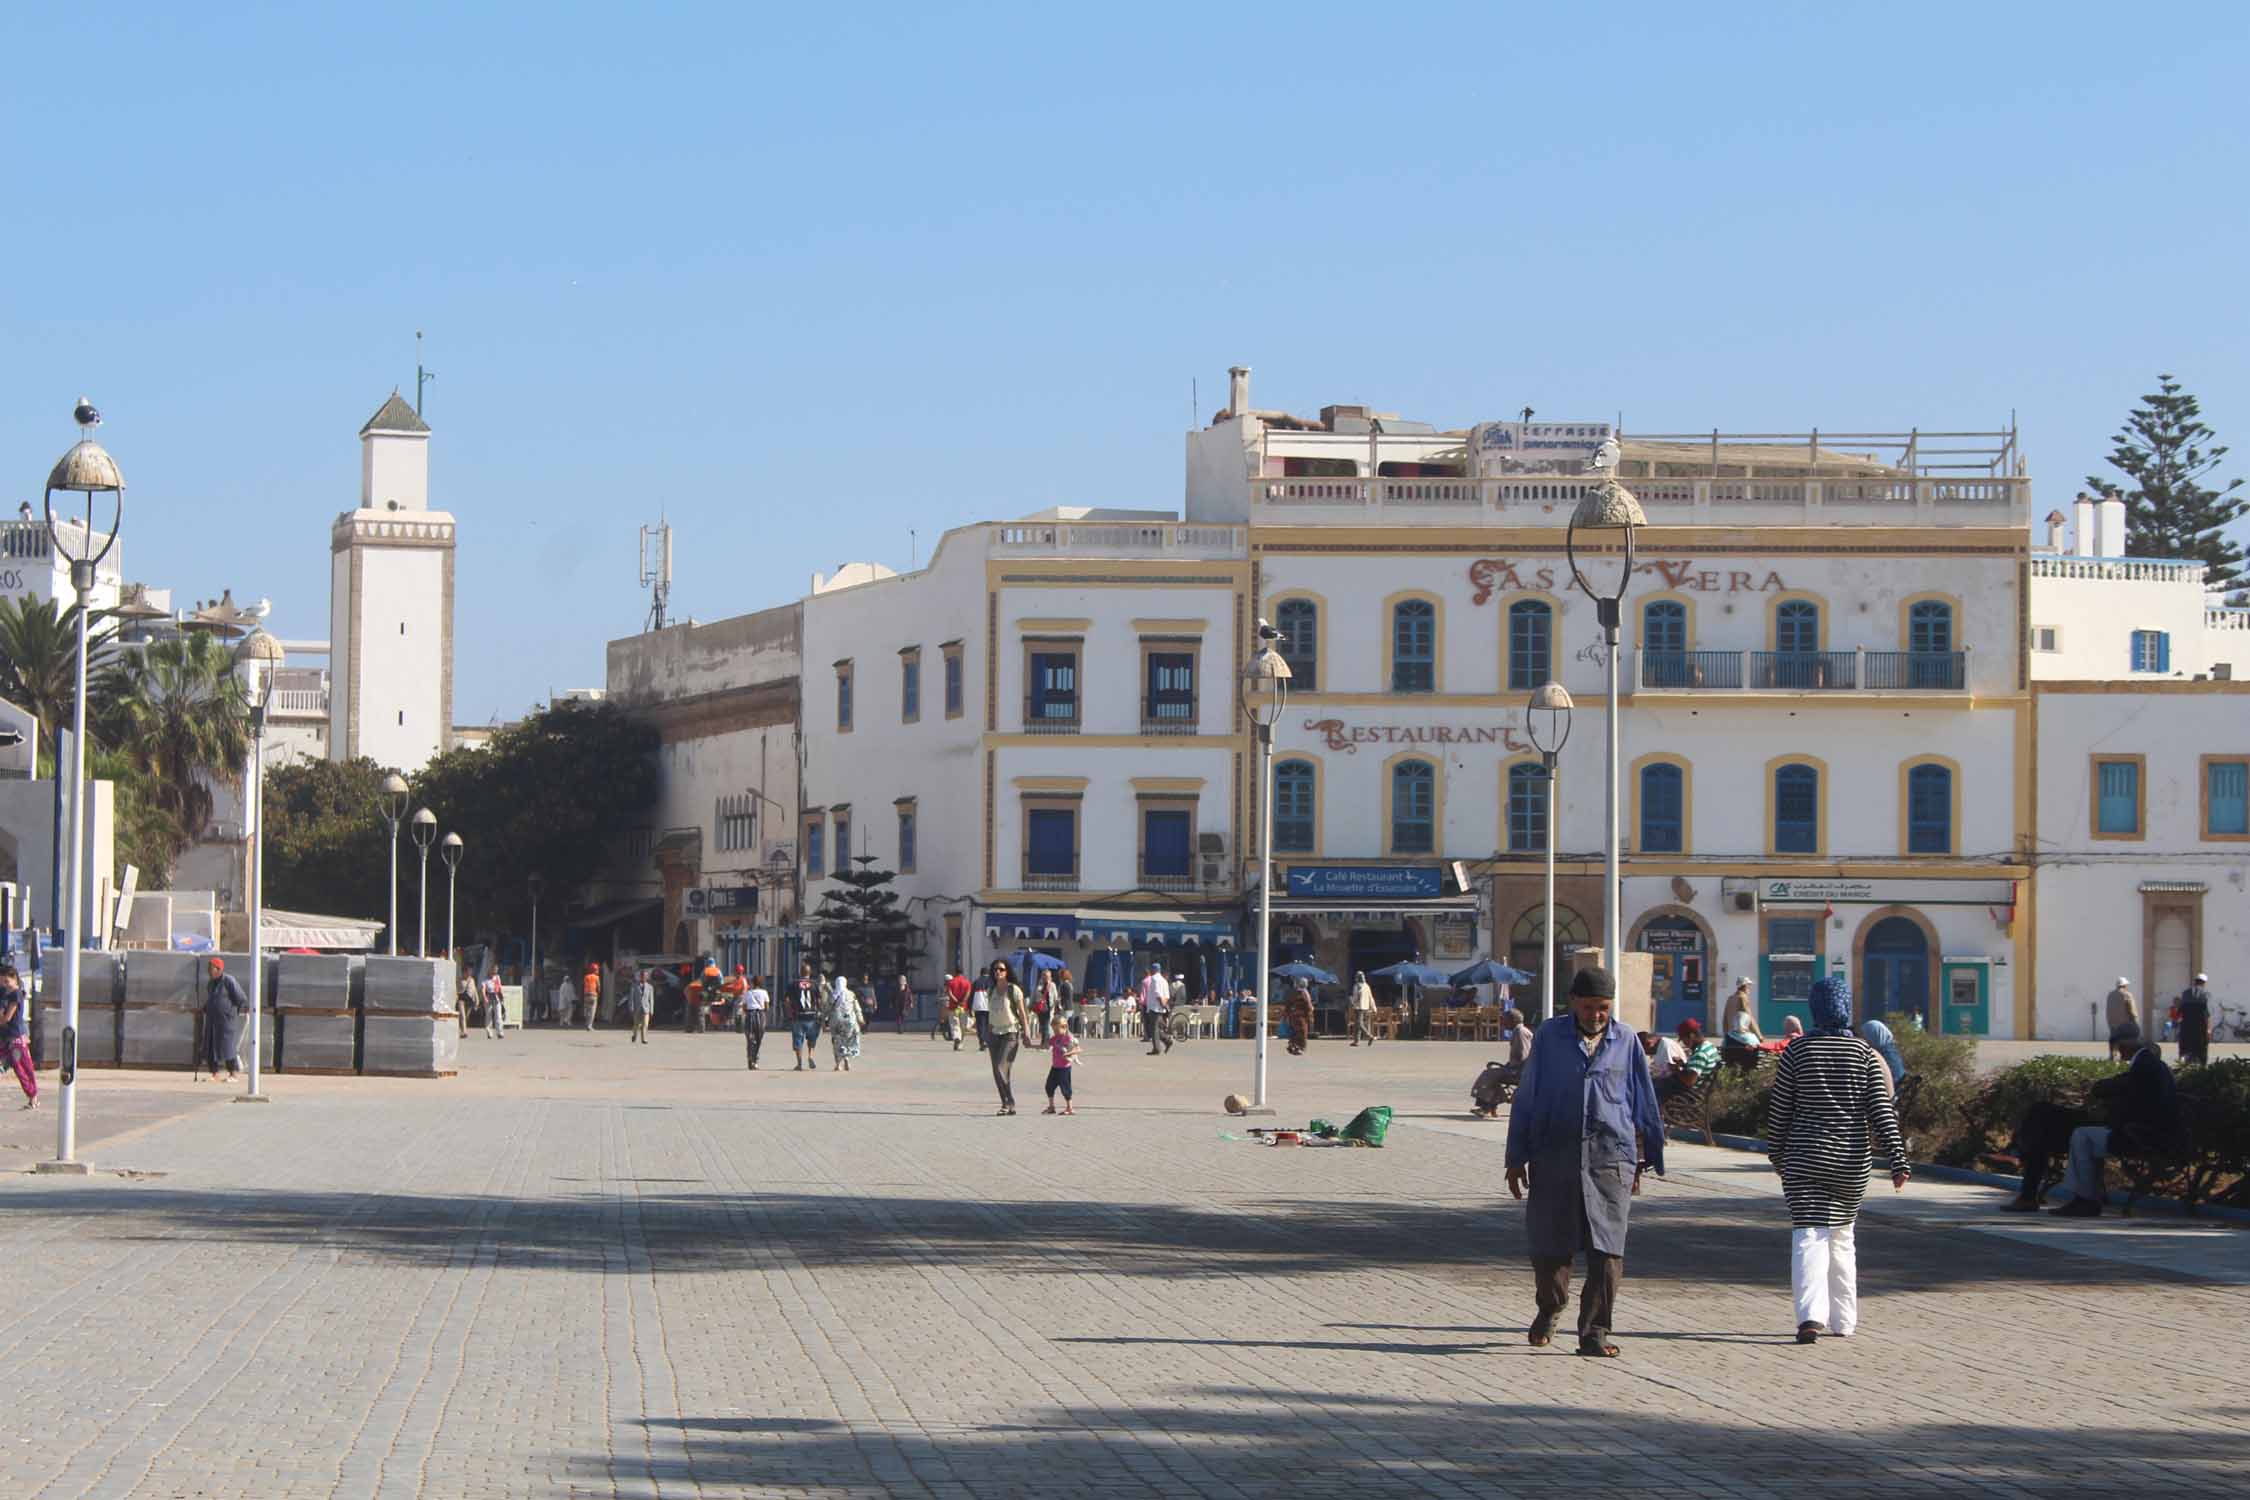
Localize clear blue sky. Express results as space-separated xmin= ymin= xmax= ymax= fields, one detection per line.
xmin=3 ymin=4 xmax=2245 ymax=720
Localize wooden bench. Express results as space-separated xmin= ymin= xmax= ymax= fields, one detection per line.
xmin=1659 ymin=1067 xmax=1719 ymax=1145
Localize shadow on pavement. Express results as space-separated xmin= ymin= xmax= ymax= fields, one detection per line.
xmin=603 ymin=1393 xmax=2250 ymax=1497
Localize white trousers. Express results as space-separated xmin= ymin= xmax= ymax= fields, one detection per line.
xmin=1791 ymin=1223 xmax=1859 ymax=1335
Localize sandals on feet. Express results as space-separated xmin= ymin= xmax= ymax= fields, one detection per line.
xmin=1796 ymin=1322 xmax=1823 ymax=1344
xmin=1576 ymin=1337 xmax=1621 ymax=1358
xmin=1527 ymin=1311 xmax=1556 ymax=1347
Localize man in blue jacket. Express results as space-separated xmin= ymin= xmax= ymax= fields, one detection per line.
xmin=1504 ymin=966 xmax=1665 ymax=1357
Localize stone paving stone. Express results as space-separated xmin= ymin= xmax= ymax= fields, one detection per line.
xmin=0 ymin=1027 xmax=2243 ymax=1497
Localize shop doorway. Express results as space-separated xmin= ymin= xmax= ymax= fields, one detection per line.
xmin=1349 ymin=929 xmax=1419 ymax=998
xmin=1640 ymin=915 xmax=1708 ymax=1034
xmin=1863 ymin=916 xmax=1931 ymax=1026
xmin=1508 ymin=905 xmax=1587 ymax=1021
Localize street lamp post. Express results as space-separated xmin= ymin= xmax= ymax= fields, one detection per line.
xmin=378 ymin=774 xmax=409 ymax=956
xmin=527 ymin=872 xmax=545 ymax=1022
xmin=440 ymin=832 xmax=463 ymax=958
xmin=232 ymin=631 xmax=285 ymax=1101
xmin=410 ymin=808 xmax=437 ymax=958
xmin=1238 ymin=620 xmax=1293 ymax=1112
xmin=1563 ymin=472 xmax=1646 ymax=977
xmin=40 ymin=399 xmax=125 ymax=1173
xmin=1524 ymin=681 xmax=1575 ymax=1022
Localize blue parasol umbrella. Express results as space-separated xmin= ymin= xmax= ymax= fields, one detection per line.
xmin=1370 ymin=958 xmax=1453 ymax=988
xmin=1010 ymin=948 xmax=1068 ymax=976
xmin=1270 ymin=960 xmax=1339 ymax=984
xmin=1450 ymin=958 xmax=1534 ymax=988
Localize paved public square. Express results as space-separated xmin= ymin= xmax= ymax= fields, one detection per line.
xmin=1 ymin=1023 xmax=2244 ymax=1499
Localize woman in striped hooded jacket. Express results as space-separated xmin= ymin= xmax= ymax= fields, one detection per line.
xmin=1763 ymin=976 xmax=1910 ymax=1344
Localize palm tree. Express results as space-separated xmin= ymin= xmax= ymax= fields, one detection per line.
xmin=98 ymin=632 xmax=249 ymax=853
xmin=0 ymin=596 xmax=117 ymax=776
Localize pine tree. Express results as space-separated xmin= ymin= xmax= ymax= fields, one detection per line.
xmin=2086 ymin=374 xmax=2247 ymax=591
xmin=806 ymin=856 xmax=919 ymax=983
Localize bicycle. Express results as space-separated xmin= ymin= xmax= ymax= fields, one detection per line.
xmin=2213 ymin=1002 xmax=2250 ymax=1043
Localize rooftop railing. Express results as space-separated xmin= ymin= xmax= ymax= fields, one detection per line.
xmin=992 ymin=522 xmax=1245 ymax=557
xmin=1254 ymin=474 xmax=2027 ymax=520
xmin=1638 ymin=648 xmax=1968 ymax=694
xmin=2031 ymin=555 xmax=2206 ymax=583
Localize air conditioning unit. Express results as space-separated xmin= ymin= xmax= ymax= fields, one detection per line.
xmin=684 ymin=889 xmax=711 ymax=915
xmin=1720 ymin=877 xmax=1760 ymax=915
xmin=1201 ymin=863 xmax=1222 ymax=884
xmin=1197 ymin=832 xmax=1226 ymax=856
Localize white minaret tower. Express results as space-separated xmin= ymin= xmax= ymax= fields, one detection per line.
xmin=329 ymin=392 xmax=456 ymax=771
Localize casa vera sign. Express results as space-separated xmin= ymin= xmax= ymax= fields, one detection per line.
xmin=1469 ymin=556 xmax=1790 ymax=605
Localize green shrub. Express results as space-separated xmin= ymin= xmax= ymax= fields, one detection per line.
xmin=1706 ymin=1065 xmax=1775 ymax=1138
xmin=2175 ymin=1057 xmax=2250 ymax=1208
xmin=1883 ymin=1014 xmax=1982 ymax=1162
xmin=1973 ymin=1056 xmax=2123 ymax=1153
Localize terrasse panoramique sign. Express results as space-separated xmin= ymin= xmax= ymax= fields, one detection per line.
xmin=1303 ymin=719 xmax=1530 ymax=754
xmin=1468 ymin=557 xmax=1790 ymax=605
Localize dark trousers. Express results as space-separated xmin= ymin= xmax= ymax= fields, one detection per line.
xmin=745 ymin=1014 xmax=766 ymax=1067
xmin=1144 ymin=1011 xmax=1168 ymax=1053
xmin=2012 ymin=1100 xmax=2084 ymax=1201
xmin=988 ymin=1032 xmax=1020 ymax=1109
xmin=1045 ymin=1065 xmax=1073 ymax=1101
xmin=1533 ymin=1250 xmax=1623 ymax=1342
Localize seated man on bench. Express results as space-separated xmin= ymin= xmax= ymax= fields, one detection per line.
xmin=1656 ymin=1019 xmax=1721 ymax=1102
xmin=2004 ymin=1027 xmax=2183 ymax=1217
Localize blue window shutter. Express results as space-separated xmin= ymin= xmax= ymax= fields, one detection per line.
xmin=2158 ymin=632 xmax=2171 ymax=673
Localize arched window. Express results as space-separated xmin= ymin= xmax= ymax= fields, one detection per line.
xmin=1907 ymin=762 xmax=1953 ymax=854
xmin=1909 ymin=599 xmax=1953 ymax=654
xmin=1275 ymin=599 xmax=1318 ymax=689
xmin=1391 ymin=759 xmax=1436 ymax=853
xmin=1774 ymin=762 xmax=1820 ymax=854
xmin=1643 ymin=600 xmax=1687 ymax=686
xmin=1392 ymin=599 xmax=1436 ymax=693
xmin=1776 ymin=599 xmax=1820 ymax=655
xmin=1506 ymin=762 xmax=1546 ymax=851
xmin=1907 ymin=599 xmax=1959 ymax=687
xmin=1273 ymin=758 xmax=1316 ymax=853
xmin=1507 ymin=600 xmax=1552 ymax=691
xmin=1509 ymin=903 xmax=1588 ymax=996
xmin=1640 ymin=763 xmax=1685 ymax=853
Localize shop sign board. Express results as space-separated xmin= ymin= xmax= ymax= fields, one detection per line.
xmin=1758 ymin=877 xmax=2015 ymax=907
xmin=1285 ymin=865 xmax=1444 ymax=900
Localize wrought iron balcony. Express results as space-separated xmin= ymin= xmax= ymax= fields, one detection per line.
xmin=1636 ymin=647 xmax=1969 ymax=694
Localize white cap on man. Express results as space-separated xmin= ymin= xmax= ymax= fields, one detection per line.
xmin=2117 ymin=976 xmax=2131 ymax=988
xmin=2196 ymin=972 xmax=2209 ymax=984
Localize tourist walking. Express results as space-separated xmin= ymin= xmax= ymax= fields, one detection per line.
xmin=1140 ymin=963 xmax=1172 ymax=1055
xmin=627 ymin=968 xmax=654 ymax=1044
xmin=1284 ymin=979 xmax=1315 ymax=1056
xmin=582 ymin=961 xmax=603 ymax=1032
xmin=1503 ymin=966 xmax=1665 ymax=1358
xmin=894 ymin=974 xmax=912 ymax=1034
xmin=743 ymin=974 xmax=770 ymax=1067
xmin=1762 ymin=977 xmax=1911 ymax=1343
xmin=986 ymin=957 xmax=1029 ymax=1114
xmin=2175 ymin=973 xmax=2212 ymax=1066
xmin=2105 ymin=977 xmax=2137 ymax=1056
xmin=0 ymin=965 xmax=35 ymax=1109
xmin=1043 ymin=1012 xmax=1080 ymax=1114
xmin=721 ymin=965 xmax=749 ymax=1029
xmin=829 ymin=975 xmax=865 ymax=1071
xmin=483 ymin=970 xmax=507 ymax=1038
xmin=201 ymin=957 xmax=250 ymax=1082
xmin=1348 ymin=971 xmax=1376 ymax=1045
xmin=971 ymin=967 xmax=993 ymax=1049
xmin=790 ymin=964 xmax=823 ymax=1070
xmin=941 ymin=970 xmax=970 ymax=1047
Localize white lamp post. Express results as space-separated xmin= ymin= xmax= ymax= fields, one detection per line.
xmin=377 ymin=774 xmax=409 ymax=956
xmin=527 ymin=872 xmax=544 ymax=1022
xmin=440 ymin=832 xmax=463 ymax=957
xmin=410 ymin=808 xmax=437 ymax=958
xmin=1238 ymin=620 xmax=1292 ymax=1112
xmin=231 ymin=630 xmax=284 ymax=1101
xmin=39 ymin=399 xmax=124 ymax=1173
xmin=1524 ymin=681 xmax=1575 ymax=1022
xmin=1563 ymin=474 xmax=1646 ymax=976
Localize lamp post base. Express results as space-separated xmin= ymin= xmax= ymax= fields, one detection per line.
xmin=231 ymin=1094 xmax=273 ymax=1105
xmin=1232 ymin=1106 xmax=1279 ymax=1117
xmin=34 ymin=1159 xmax=90 ymax=1176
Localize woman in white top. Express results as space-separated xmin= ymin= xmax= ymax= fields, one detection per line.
xmin=1349 ymin=971 xmax=1377 ymax=1046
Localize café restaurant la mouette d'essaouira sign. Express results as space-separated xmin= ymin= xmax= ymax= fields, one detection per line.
xmin=1286 ymin=865 xmax=1445 ymax=901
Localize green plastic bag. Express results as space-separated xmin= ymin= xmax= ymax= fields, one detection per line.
xmin=1339 ymin=1105 xmax=1392 ymax=1147
xmin=1308 ymin=1118 xmax=1338 ymax=1138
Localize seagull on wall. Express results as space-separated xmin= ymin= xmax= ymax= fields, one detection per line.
xmin=73 ymin=397 xmax=101 ymax=429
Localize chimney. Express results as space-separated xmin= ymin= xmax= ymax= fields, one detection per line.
xmin=1227 ymin=366 xmax=1250 ymax=419
xmin=2073 ymin=492 xmax=2098 ymax=557
xmin=2098 ymin=497 xmax=2127 ymax=559
xmin=2042 ymin=510 xmax=2068 ymax=552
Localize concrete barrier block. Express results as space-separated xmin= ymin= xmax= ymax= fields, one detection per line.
xmin=275 ymin=954 xmax=354 ymax=1012
xmin=119 ymin=1007 xmax=195 ymax=1068
xmin=124 ymin=952 xmax=202 ymax=1010
xmin=363 ymin=957 xmax=453 ymax=1015
xmin=37 ymin=1004 xmax=120 ymax=1067
xmin=361 ymin=1012 xmax=459 ymax=1076
xmin=278 ymin=1010 xmax=358 ymax=1073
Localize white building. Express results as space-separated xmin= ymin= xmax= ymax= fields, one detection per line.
xmin=605 ymin=366 xmax=2250 ymax=1038
xmin=328 ymin=393 xmax=455 ymax=772
xmin=2024 ymin=498 xmax=2248 ymax=1039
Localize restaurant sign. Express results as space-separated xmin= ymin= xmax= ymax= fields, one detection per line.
xmin=1470 ymin=556 xmax=1790 ymax=606
xmin=1303 ymin=718 xmax=1529 ymax=754
xmin=1286 ymin=865 xmax=1445 ymax=900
